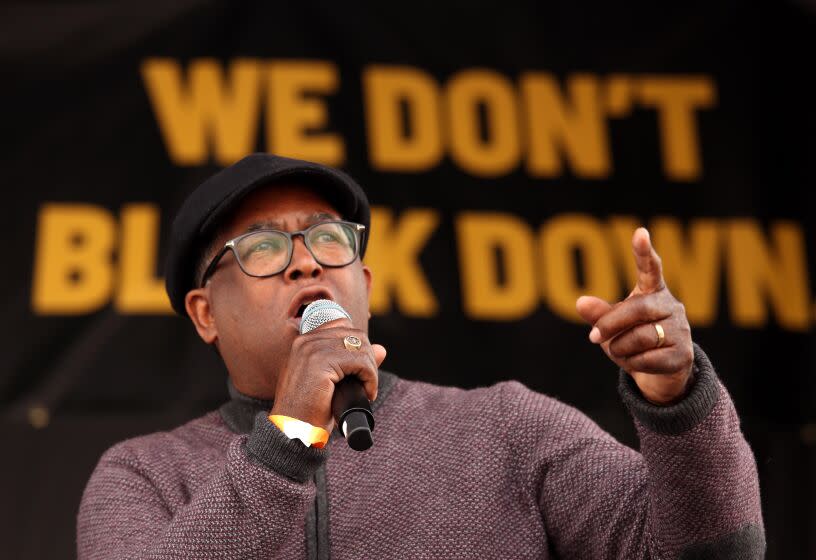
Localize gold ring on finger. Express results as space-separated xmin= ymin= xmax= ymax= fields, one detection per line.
xmin=343 ymin=335 xmax=362 ymax=351
xmin=654 ymin=323 xmax=666 ymax=348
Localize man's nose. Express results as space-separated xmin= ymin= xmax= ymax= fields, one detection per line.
xmin=285 ymin=236 xmax=322 ymax=281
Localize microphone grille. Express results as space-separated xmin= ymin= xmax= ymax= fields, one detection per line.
xmin=300 ymin=299 xmax=351 ymax=334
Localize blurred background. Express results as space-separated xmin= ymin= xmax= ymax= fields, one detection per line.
xmin=2 ymin=1 xmax=813 ymax=558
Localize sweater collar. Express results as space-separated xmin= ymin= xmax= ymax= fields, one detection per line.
xmin=219 ymin=370 xmax=399 ymax=434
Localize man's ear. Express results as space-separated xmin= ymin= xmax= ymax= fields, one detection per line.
xmin=185 ymin=287 xmax=218 ymax=345
xmin=362 ymin=264 xmax=373 ymax=296
xmin=362 ymin=264 xmax=373 ymax=318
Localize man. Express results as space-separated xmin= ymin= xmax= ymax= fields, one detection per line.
xmin=77 ymin=154 xmax=764 ymax=559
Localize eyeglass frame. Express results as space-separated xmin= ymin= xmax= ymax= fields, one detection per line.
xmin=199 ymin=220 xmax=366 ymax=287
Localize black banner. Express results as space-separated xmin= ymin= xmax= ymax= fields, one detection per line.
xmin=2 ymin=1 xmax=814 ymax=558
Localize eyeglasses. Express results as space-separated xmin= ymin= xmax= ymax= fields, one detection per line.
xmin=200 ymin=220 xmax=366 ymax=286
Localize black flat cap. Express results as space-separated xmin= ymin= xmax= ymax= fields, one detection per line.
xmin=165 ymin=153 xmax=371 ymax=316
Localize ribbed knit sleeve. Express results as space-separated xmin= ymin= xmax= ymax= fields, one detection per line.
xmin=512 ymin=346 xmax=764 ymax=559
xmin=620 ymin=345 xmax=765 ymax=559
xmin=77 ymin=413 xmax=322 ymax=559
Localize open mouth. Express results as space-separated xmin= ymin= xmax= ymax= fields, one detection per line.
xmin=295 ymin=297 xmax=326 ymax=318
xmin=295 ymin=302 xmax=311 ymax=318
xmin=289 ymin=288 xmax=334 ymax=323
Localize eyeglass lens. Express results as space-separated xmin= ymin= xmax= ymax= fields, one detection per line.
xmin=234 ymin=222 xmax=358 ymax=276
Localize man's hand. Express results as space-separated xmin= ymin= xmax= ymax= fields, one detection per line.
xmin=576 ymin=228 xmax=694 ymax=405
xmin=270 ymin=318 xmax=387 ymax=431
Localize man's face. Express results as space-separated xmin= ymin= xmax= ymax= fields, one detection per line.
xmin=184 ymin=184 xmax=372 ymax=399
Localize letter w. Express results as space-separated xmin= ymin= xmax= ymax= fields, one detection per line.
xmin=141 ymin=58 xmax=262 ymax=166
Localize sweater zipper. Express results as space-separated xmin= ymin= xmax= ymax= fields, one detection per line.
xmin=306 ymin=464 xmax=330 ymax=560
xmin=315 ymin=464 xmax=330 ymax=560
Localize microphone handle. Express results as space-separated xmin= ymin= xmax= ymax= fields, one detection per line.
xmin=297 ymin=299 xmax=375 ymax=451
xmin=331 ymin=377 xmax=374 ymax=451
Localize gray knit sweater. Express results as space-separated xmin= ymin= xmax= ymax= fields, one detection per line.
xmin=77 ymin=346 xmax=764 ymax=559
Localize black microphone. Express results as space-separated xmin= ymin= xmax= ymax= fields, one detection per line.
xmin=299 ymin=299 xmax=374 ymax=451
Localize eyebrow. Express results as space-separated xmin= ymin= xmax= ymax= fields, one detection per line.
xmin=244 ymin=212 xmax=339 ymax=233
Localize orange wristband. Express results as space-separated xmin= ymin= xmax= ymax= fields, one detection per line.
xmin=268 ymin=414 xmax=329 ymax=449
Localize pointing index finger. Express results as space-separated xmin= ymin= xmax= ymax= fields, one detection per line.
xmin=633 ymin=227 xmax=665 ymax=294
